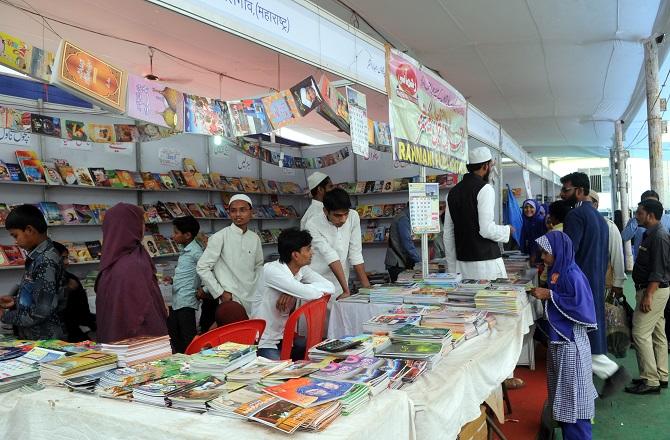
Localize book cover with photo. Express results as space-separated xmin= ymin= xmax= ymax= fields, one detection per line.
xmin=262 ymin=377 xmax=354 ymax=408
xmin=65 ymin=120 xmax=88 ymax=141
xmin=154 ymin=202 xmax=172 ymax=221
xmin=142 ymin=204 xmax=162 ymax=224
xmin=41 ymin=163 xmax=62 ymax=186
xmin=86 ymin=168 xmax=107 ymax=186
xmin=290 ymin=76 xmax=323 ymax=117
xmin=183 ymin=94 xmax=225 ymax=136
xmin=73 ymin=167 xmax=95 ymax=186
xmin=0 ymin=160 xmax=10 ymax=181
xmin=242 ymin=98 xmax=272 ymax=134
xmin=114 ymin=124 xmax=139 ymax=143
xmin=165 ymin=202 xmax=186 ymax=218
xmin=85 ymin=241 xmax=102 ymax=260
xmin=86 ymin=123 xmax=114 ymax=143
xmin=30 ymin=114 xmax=62 ymax=137
xmin=142 ymin=236 xmax=160 ymax=257
xmin=227 ymin=100 xmax=251 ymax=137
xmin=261 ymin=90 xmax=301 ymax=129
xmin=38 ymin=202 xmax=63 ymax=225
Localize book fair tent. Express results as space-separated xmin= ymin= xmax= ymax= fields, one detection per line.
xmin=0 ymin=1 xmax=669 ymax=439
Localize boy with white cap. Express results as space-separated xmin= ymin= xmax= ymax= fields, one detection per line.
xmin=443 ymin=146 xmax=513 ymax=280
xmin=197 ymin=194 xmax=264 ymax=323
xmin=301 ymin=172 xmax=334 ymax=229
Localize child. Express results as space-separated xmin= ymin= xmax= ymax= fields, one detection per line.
xmin=53 ymin=242 xmax=96 ymax=342
xmin=197 ymin=194 xmax=263 ymax=329
xmin=252 ymin=228 xmax=334 ymax=360
xmin=0 ymin=204 xmax=66 ymax=340
xmin=168 ymin=216 xmax=203 ymax=353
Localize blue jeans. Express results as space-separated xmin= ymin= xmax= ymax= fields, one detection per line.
xmin=256 ymin=337 xmax=308 ymax=361
xmin=560 ymin=419 xmax=592 ymax=440
xmin=257 ymin=347 xmax=281 ymax=360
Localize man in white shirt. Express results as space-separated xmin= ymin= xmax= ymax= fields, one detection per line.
xmin=589 ymin=191 xmax=627 ymax=296
xmin=197 ymin=194 xmax=264 ymax=322
xmin=306 ymin=188 xmax=370 ymax=298
xmin=300 ymin=171 xmax=334 ymax=229
xmin=253 ymin=228 xmax=335 ymax=360
xmin=443 ymin=147 xmax=514 ymax=280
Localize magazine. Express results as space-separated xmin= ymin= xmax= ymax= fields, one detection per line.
xmin=262 ymin=377 xmax=354 ymax=408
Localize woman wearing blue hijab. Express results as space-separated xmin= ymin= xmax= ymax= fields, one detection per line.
xmin=521 ymin=199 xmax=547 ymax=262
xmin=531 ymin=231 xmax=598 ymax=440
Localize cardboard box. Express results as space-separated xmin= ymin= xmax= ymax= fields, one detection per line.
xmin=458 ymin=405 xmax=487 ymax=440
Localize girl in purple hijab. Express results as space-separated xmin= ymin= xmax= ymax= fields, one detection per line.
xmin=95 ymin=203 xmax=168 ymax=343
xmin=521 ymin=199 xmax=547 ymax=263
xmin=531 ymin=231 xmax=597 ymax=440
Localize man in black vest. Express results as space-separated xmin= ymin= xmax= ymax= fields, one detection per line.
xmin=443 ymin=147 xmax=514 ymax=280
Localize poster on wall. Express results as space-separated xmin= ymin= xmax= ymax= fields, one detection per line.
xmin=346 ymin=86 xmax=369 ymax=158
xmin=408 ymin=182 xmax=440 ymax=234
xmin=52 ymin=40 xmax=127 ymax=112
xmin=522 ymin=169 xmax=533 ymax=199
xmin=386 ymin=47 xmax=467 ymax=173
xmin=126 ymin=74 xmax=184 ymax=131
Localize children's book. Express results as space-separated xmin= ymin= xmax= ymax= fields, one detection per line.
xmin=38 ymin=202 xmax=63 ymax=225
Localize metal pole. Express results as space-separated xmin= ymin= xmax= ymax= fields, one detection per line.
xmin=420 ymin=166 xmax=429 ymax=277
xmin=615 ymin=120 xmax=634 ymax=271
xmin=609 ymin=148 xmax=618 ymax=216
xmin=644 ymin=38 xmax=665 ymax=202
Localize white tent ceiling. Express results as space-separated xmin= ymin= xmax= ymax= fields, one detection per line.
xmin=314 ymin=0 xmax=670 ymax=158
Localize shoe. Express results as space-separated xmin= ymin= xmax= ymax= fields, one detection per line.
xmin=631 ymin=378 xmax=669 ymax=389
xmin=600 ymin=366 xmax=632 ymax=398
xmin=504 ymin=377 xmax=525 ymax=390
xmin=624 ymin=382 xmax=661 ymax=395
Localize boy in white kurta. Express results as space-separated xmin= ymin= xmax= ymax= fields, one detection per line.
xmin=197 ymin=194 xmax=263 ymax=319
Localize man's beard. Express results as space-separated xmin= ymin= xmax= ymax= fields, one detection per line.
xmin=482 ymin=169 xmax=491 ymax=183
xmin=565 ymin=193 xmax=578 ymax=208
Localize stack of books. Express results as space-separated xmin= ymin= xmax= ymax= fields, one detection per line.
xmin=207 ymin=386 xmax=266 ymax=419
xmin=384 ymin=359 xmax=428 ymax=389
xmin=475 ymin=288 xmax=522 ymax=315
xmin=226 ymin=357 xmax=293 ymax=384
xmin=339 ymin=383 xmax=371 ymax=415
xmin=0 ymin=360 xmax=40 ymax=392
xmin=38 ymin=350 xmax=118 ymax=386
xmin=188 ymin=342 xmax=257 ymax=377
xmin=361 ymin=283 xmax=420 ymax=304
xmin=308 ymin=336 xmax=375 ymax=361
xmin=99 ymin=336 xmax=172 ymax=367
xmin=421 ymin=309 xmax=492 ymax=342
xmin=491 ymin=278 xmax=533 ymax=291
xmin=166 ymin=375 xmax=231 ymax=412
xmin=421 ymin=273 xmax=463 ymax=289
xmin=375 ymin=340 xmax=444 ymax=367
xmin=362 ymin=314 xmax=422 ymax=333
xmin=131 ymin=372 xmax=211 ymax=407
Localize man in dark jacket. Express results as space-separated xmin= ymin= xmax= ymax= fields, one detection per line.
xmin=385 ymin=205 xmax=421 ymax=282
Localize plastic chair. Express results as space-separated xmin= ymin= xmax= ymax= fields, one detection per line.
xmin=280 ymin=294 xmax=331 ymax=360
xmin=185 ymin=319 xmax=266 ymax=354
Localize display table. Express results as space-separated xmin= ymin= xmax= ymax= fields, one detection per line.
xmin=0 ymin=386 xmax=416 ymax=440
xmin=329 ymin=299 xmax=534 ymax=440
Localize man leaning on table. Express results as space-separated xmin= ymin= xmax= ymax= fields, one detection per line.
xmin=301 ymin=171 xmax=334 ymax=230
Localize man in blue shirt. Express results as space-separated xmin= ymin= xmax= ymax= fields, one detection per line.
xmin=622 ymin=190 xmax=670 ymax=260
xmin=168 ymin=216 xmax=204 ymax=353
xmin=385 ymin=205 xmax=421 ymax=282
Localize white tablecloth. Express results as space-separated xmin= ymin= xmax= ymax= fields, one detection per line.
xmin=0 ymin=386 xmax=415 ymax=440
xmin=329 ymin=299 xmax=535 ymax=440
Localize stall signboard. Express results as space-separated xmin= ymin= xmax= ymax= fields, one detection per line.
xmin=52 ymin=40 xmax=127 ymax=112
xmin=386 ymin=47 xmax=467 ymax=174
xmin=408 ymin=182 xmax=440 ymax=234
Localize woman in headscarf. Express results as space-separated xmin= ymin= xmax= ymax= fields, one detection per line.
xmin=520 ymin=199 xmax=547 ymax=263
xmin=95 ymin=203 xmax=168 ymax=343
xmin=531 ymin=231 xmax=598 ymax=440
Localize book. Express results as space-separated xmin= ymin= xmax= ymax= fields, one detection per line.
xmin=200 ymin=173 xmax=214 ymax=189
xmin=218 ymin=177 xmax=238 ymax=192
xmin=186 ymin=203 xmax=205 ymax=218
xmin=355 ymin=182 xmax=366 ymax=194
xmin=200 ymin=203 xmax=218 ymax=218
xmin=153 ymin=234 xmax=175 ymax=255
xmin=159 ymin=173 xmax=176 ymax=190
xmin=143 ymin=204 xmax=163 ymax=224
xmin=140 ymin=172 xmax=161 ymax=191
xmin=262 ymin=377 xmax=354 ymax=408
xmin=71 ymin=243 xmax=93 ymax=263
xmin=192 ymin=172 xmax=207 ymax=188
xmin=115 ymin=170 xmax=135 ymax=188
xmin=132 ymin=372 xmax=210 ymax=407
xmin=58 ymin=204 xmax=78 ymax=225
xmin=170 ymin=170 xmax=186 ymax=187
xmin=182 ymin=158 xmax=198 ymax=173
xmin=17 ymin=158 xmax=45 ymax=184
xmin=0 ymin=160 xmax=10 ymax=181
xmin=88 ymin=168 xmax=108 ymax=186
xmin=57 ymin=164 xmax=77 ymax=185
xmin=105 ymin=170 xmax=123 ymax=188
xmin=165 ymin=202 xmax=186 ymax=218
xmin=38 ymin=202 xmax=63 ymax=225
xmin=209 ymin=172 xmax=223 ymax=189
xmin=74 ymin=167 xmax=95 ymax=186
xmin=142 ymin=236 xmax=160 ymax=257
xmin=5 ymin=163 xmax=25 ymax=182
xmin=182 ymin=171 xmax=198 ymax=188
xmin=85 ymin=241 xmax=102 ymax=260
xmin=74 ymin=204 xmax=96 ymax=224
xmin=43 ymin=162 xmax=63 ymax=185
xmin=213 ymin=203 xmax=228 ymax=219
xmin=154 ymin=202 xmax=172 ymax=221
xmin=0 ymin=245 xmax=25 ymax=265
xmin=0 ymin=203 xmax=10 ymax=226
xmin=167 ymin=376 xmax=230 ymax=411
xmin=129 ymin=171 xmax=145 ymax=189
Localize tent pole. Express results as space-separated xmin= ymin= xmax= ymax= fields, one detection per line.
xmin=615 ymin=120 xmax=634 ymax=271
xmin=644 ymin=37 xmax=665 ymax=202
xmin=420 ymin=166 xmax=429 ymax=278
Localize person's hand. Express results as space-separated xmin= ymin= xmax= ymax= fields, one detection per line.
xmin=611 ymin=286 xmax=624 ymax=299
xmin=276 ymin=294 xmax=297 ymax=313
xmin=640 ymin=293 xmax=653 ymax=313
xmin=196 ymin=288 xmax=210 ymax=301
xmin=337 ymin=290 xmax=351 ymax=300
xmin=163 ymin=276 xmax=173 ymax=284
xmin=0 ymin=296 xmax=15 ymax=309
xmin=509 ymin=225 xmax=516 ymax=235
xmin=221 ymin=291 xmax=233 ymax=302
xmin=530 ymin=287 xmax=551 ymax=300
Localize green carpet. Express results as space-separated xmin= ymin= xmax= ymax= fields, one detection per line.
xmin=589 ymin=279 xmax=670 ymax=438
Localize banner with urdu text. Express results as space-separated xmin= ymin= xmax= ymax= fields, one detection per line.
xmin=385 ymin=47 xmax=467 ymax=174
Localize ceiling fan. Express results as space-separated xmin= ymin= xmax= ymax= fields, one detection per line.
xmin=143 ymin=47 xmax=191 ymax=84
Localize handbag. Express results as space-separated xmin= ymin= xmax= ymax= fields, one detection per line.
xmin=604 ymin=289 xmax=632 ymax=358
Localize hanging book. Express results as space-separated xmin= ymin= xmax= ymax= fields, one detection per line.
xmin=86 ymin=124 xmax=114 ymax=143
xmin=242 ymin=98 xmax=272 ymax=134
xmin=65 ymin=120 xmax=88 ymax=141
xmin=183 ymin=94 xmax=225 ymax=135
xmin=30 ymin=114 xmax=62 ymax=137
xmin=290 ymin=76 xmax=324 ymax=117
xmin=114 ymin=124 xmax=139 ymax=143
xmin=126 ymin=74 xmax=184 ymax=131
xmin=227 ymin=100 xmax=251 ymax=136
xmin=261 ymin=90 xmax=301 ymax=129
xmin=52 ymin=40 xmax=127 ymax=112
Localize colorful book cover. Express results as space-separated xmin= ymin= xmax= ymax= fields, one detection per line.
xmin=64 ymin=120 xmax=88 ymax=141
xmin=226 ymin=100 xmax=251 ymax=136
xmin=230 ymin=177 xmax=245 ymax=192
xmin=186 ymin=203 xmax=205 ymax=218
xmin=180 ymin=171 xmax=197 ymax=188
xmin=200 ymin=173 xmax=214 ymax=189
xmin=170 ymin=170 xmax=186 ymax=187
xmin=0 ymin=108 xmax=32 ymax=132
xmin=249 ymin=400 xmax=304 ymax=434
xmin=74 ymin=204 xmax=96 ymax=224
xmin=355 ymin=182 xmax=367 ymax=194
xmin=30 ymin=114 xmax=62 ymax=137
xmin=0 ymin=31 xmax=31 ymax=73
xmin=18 ymin=159 xmax=46 ymax=183
xmin=105 ymin=170 xmax=123 ymax=188
xmin=370 ymin=205 xmax=383 ymax=218
xmin=85 ymin=241 xmax=102 ymax=260
xmin=113 ymin=124 xmax=139 ymax=143
xmin=38 ymin=202 xmax=63 ymax=225
xmin=290 ymin=76 xmax=323 ymax=117
xmin=59 ymin=204 xmax=79 ymax=225
xmin=154 ymin=202 xmax=172 ymax=221
xmin=159 ymin=173 xmax=176 ymax=190
xmin=192 ymin=172 xmax=207 ymax=189
xmin=128 ymin=171 xmax=145 ymax=189
xmin=126 ymin=74 xmax=184 ymax=130
xmin=72 ymin=243 xmax=93 ymax=262
xmin=183 ymin=94 xmax=226 ymax=136
xmin=86 ymin=123 xmax=115 ymax=143
xmin=0 ymin=248 xmax=8 ymax=267
xmin=115 ymin=170 xmax=135 ymax=188
xmin=74 ymin=167 xmax=95 ymax=186
xmin=41 ymin=162 xmax=62 ymax=186
xmin=0 ymin=160 xmax=10 ymax=181
xmin=0 ymin=245 xmax=25 ymax=265
xmin=55 ymin=165 xmax=76 ymax=185
xmin=182 ymin=158 xmax=198 ymax=173
xmin=153 ymin=234 xmax=175 ymax=255
xmin=140 ymin=172 xmax=161 ymax=191
xmin=0 ymin=203 xmax=10 ymax=226
xmin=382 ymin=204 xmax=395 ymax=217
xmin=374 ymin=121 xmax=392 ymax=146
xmin=89 ymin=168 xmax=109 ymax=187
xmin=213 ymin=203 xmax=228 ymax=219
xmin=261 ymin=90 xmax=301 ymax=129
xmin=262 ymin=377 xmax=355 ymax=408
xmin=209 ymin=172 xmax=223 ymax=189
xmin=242 ymin=98 xmax=272 ymax=134
xmin=142 ymin=204 xmax=162 ymax=224
xmin=165 ymin=202 xmax=186 ymax=218
xmin=200 ymin=203 xmax=218 ymax=218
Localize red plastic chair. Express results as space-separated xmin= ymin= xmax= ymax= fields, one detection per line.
xmin=280 ymin=294 xmax=331 ymax=360
xmin=185 ymin=319 xmax=266 ymax=355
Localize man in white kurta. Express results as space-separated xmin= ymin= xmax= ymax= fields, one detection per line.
xmin=252 ymin=229 xmax=335 ymax=360
xmin=589 ymin=191 xmax=626 ymax=294
xmin=443 ymin=147 xmax=512 ymax=280
xmin=300 ymin=171 xmax=333 ymax=230
xmin=197 ymin=195 xmax=264 ymax=315
xmin=305 ymin=188 xmax=370 ymax=298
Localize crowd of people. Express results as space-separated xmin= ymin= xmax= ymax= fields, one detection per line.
xmin=0 ymin=148 xmax=667 ymax=440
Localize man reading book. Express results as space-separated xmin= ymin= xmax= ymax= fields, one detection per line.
xmin=252 ymin=228 xmax=334 ymax=360
xmin=0 ymin=205 xmax=66 ymax=340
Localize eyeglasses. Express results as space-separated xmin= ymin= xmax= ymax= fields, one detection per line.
xmin=560 ymin=187 xmax=575 ymax=193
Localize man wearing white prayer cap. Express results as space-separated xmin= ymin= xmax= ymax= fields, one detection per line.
xmin=197 ymin=193 xmax=263 ymax=325
xmin=443 ymin=146 xmax=514 ymax=280
xmin=301 ymin=171 xmax=334 ymax=229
